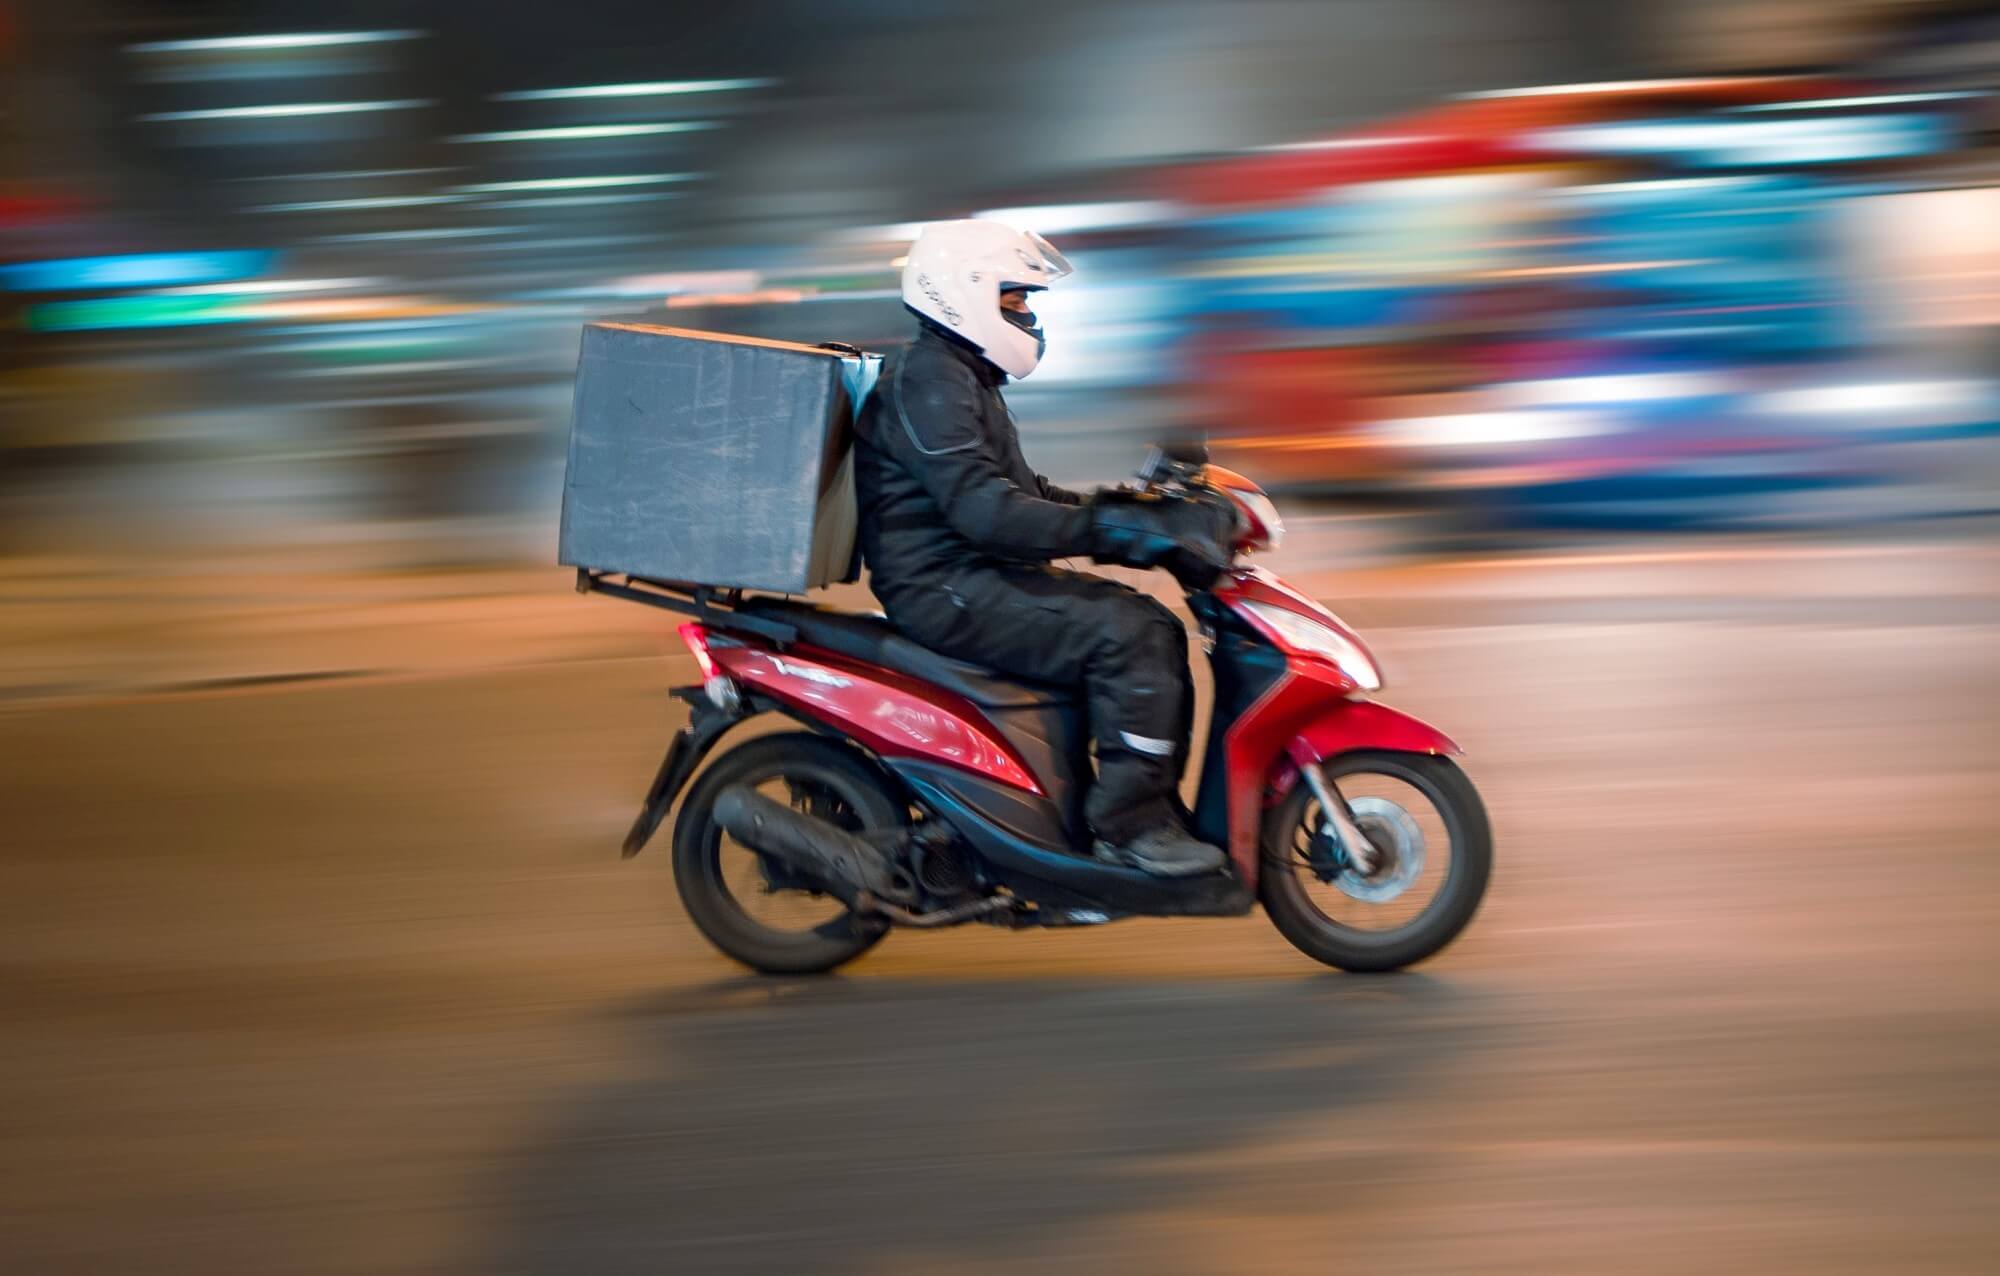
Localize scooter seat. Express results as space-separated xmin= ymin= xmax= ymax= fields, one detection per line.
xmin=735 ymin=598 xmax=1075 ymax=709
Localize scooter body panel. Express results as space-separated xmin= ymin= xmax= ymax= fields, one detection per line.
xmin=681 ymin=568 xmax=1456 ymax=914
xmin=1196 ymin=567 xmax=1463 ymax=884
xmin=706 ymin=640 xmax=1045 ymax=795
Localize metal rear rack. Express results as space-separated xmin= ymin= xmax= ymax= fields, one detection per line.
xmin=573 ymin=569 xmax=801 ymax=646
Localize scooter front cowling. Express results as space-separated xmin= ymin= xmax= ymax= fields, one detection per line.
xmin=1190 ymin=566 xmax=1466 ymax=887
xmin=1286 ymin=699 xmax=1462 ymax=771
xmin=1219 ymin=685 xmax=1463 ymax=883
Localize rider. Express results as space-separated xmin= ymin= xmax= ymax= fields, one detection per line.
xmin=852 ymin=219 xmax=1237 ymax=878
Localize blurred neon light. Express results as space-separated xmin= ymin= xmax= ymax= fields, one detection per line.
xmin=1462 ymin=77 xmax=1796 ymax=100
xmin=606 ymin=270 xmax=760 ymax=297
xmin=127 ymin=31 xmax=424 ymax=53
xmin=972 ymin=201 xmax=1173 ymax=233
xmin=251 ymin=194 xmax=473 ymax=212
xmin=838 ymin=222 xmax=927 ymax=242
xmin=491 ymin=79 xmax=773 ymax=101
xmin=1475 ymin=259 xmax=1706 ymax=279
xmin=1757 ymin=381 xmax=1985 ymax=416
xmin=450 ymin=123 xmax=716 ymax=143
xmin=1253 ymin=136 xmax=1424 ymax=153
xmin=156 ymin=277 xmax=385 ymax=296
xmin=2 ymin=250 xmax=274 ymax=292
xmin=1501 ymin=372 xmax=1729 ymax=406
xmin=1566 ymin=177 xmax=1758 ymax=196
xmin=1537 ymin=116 xmax=1942 ymax=164
xmin=1373 ymin=409 xmax=1617 ymax=448
xmin=477 ymin=192 xmax=685 ymax=209
xmin=26 ymin=296 xmax=248 ymax=330
xmin=1734 ymin=92 xmax=1981 ymax=113
xmin=141 ymin=100 xmax=432 ymax=121
xmin=235 ymin=296 xmax=466 ymax=321
xmin=454 ymin=174 xmax=699 ymax=193
xmin=25 ymin=290 xmax=480 ymax=330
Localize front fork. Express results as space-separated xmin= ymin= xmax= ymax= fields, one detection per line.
xmin=1299 ymin=761 xmax=1379 ymax=878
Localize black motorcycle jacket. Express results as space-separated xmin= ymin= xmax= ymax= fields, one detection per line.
xmin=853 ymin=322 xmax=1091 ymax=605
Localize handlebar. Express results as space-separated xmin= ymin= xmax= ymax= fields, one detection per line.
xmin=1135 ymin=441 xmax=1212 ymax=492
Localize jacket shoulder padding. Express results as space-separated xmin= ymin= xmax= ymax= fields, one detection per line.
xmin=882 ymin=340 xmax=988 ymax=459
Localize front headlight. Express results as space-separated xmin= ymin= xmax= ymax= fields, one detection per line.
xmin=1239 ymin=600 xmax=1382 ymax=691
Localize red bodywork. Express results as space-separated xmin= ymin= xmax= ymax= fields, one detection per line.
xmin=679 ymin=559 xmax=1459 ymax=889
xmin=703 ymin=635 xmax=1044 ymax=795
xmin=1209 ymin=568 xmax=1460 ymax=881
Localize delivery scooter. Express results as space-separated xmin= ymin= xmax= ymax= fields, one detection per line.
xmin=587 ymin=449 xmax=1490 ymax=973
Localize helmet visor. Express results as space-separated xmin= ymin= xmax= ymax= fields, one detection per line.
xmin=1025 ymin=230 xmax=1073 ymax=282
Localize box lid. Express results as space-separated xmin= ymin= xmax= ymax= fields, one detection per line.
xmin=584 ymin=321 xmax=858 ymax=360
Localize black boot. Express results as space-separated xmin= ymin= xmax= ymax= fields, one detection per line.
xmin=1093 ymin=822 xmax=1227 ymax=878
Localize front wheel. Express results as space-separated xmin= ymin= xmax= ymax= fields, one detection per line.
xmin=672 ymin=733 xmax=907 ymax=975
xmin=1260 ymin=751 xmax=1490 ymax=972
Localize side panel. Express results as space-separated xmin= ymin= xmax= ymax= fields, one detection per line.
xmin=983 ymin=700 xmax=1092 ymax=847
xmin=709 ymin=643 xmax=1044 ymax=794
xmin=1220 ymin=667 xmax=1337 ymax=882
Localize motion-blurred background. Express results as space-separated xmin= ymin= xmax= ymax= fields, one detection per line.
xmin=5 ymin=0 xmax=1997 ymax=566
xmin=4 ymin=3 xmax=1998 ymax=1273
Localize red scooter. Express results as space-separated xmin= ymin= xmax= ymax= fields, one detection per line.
xmin=591 ymin=449 xmax=1490 ymax=973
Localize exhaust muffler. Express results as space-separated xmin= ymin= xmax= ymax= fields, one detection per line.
xmin=711 ymin=785 xmax=912 ymax=909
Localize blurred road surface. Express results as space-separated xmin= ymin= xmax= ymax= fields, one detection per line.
xmin=3 ymin=528 xmax=1998 ymax=1273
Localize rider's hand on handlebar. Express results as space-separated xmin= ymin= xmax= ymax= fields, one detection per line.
xmin=1165 ymin=488 xmax=1238 ymax=589
xmin=1086 ymin=487 xmax=1236 ymax=589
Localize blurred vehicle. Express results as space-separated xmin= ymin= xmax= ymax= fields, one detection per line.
xmin=599 ymin=449 xmax=1490 ymax=974
xmin=1170 ymin=78 xmax=1995 ymax=521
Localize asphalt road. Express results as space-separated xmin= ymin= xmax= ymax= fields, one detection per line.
xmin=3 ymin=537 xmax=1998 ymax=1273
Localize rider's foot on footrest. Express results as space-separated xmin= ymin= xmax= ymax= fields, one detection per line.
xmin=1093 ymin=824 xmax=1227 ymax=878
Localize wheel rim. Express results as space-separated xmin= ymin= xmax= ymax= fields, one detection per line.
xmin=1280 ymin=764 xmax=1458 ymax=939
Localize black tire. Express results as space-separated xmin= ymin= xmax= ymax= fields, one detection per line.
xmin=672 ymin=733 xmax=906 ymax=975
xmin=1260 ymin=751 xmax=1491 ymax=973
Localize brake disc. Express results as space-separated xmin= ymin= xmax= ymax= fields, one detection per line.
xmin=1334 ymin=796 xmax=1426 ymax=903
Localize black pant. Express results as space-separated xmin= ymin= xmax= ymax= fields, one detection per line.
xmin=878 ymin=564 xmax=1191 ymax=843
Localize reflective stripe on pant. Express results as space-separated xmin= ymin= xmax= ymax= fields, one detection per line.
xmin=878 ymin=563 xmax=1191 ymax=843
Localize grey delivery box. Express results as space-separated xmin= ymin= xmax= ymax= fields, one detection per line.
xmin=558 ymin=322 xmax=880 ymax=593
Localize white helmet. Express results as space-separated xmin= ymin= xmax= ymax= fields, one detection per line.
xmin=901 ymin=219 xmax=1073 ymax=380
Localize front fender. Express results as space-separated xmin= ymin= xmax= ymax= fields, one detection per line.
xmin=1267 ymin=701 xmax=1462 ymax=809
xmin=1291 ymin=699 xmax=1462 ymax=765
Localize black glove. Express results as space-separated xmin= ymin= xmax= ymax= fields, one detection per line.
xmin=1088 ymin=488 xmax=1238 ymax=589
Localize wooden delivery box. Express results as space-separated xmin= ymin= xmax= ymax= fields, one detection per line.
xmin=558 ymin=322 xmax=879 ymax=593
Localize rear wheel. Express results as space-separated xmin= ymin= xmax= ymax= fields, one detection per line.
xmin=672 ymin=734 xmax=906 ymax=974
xmin=1260 ymin=751 xmax=1490 ymax=972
